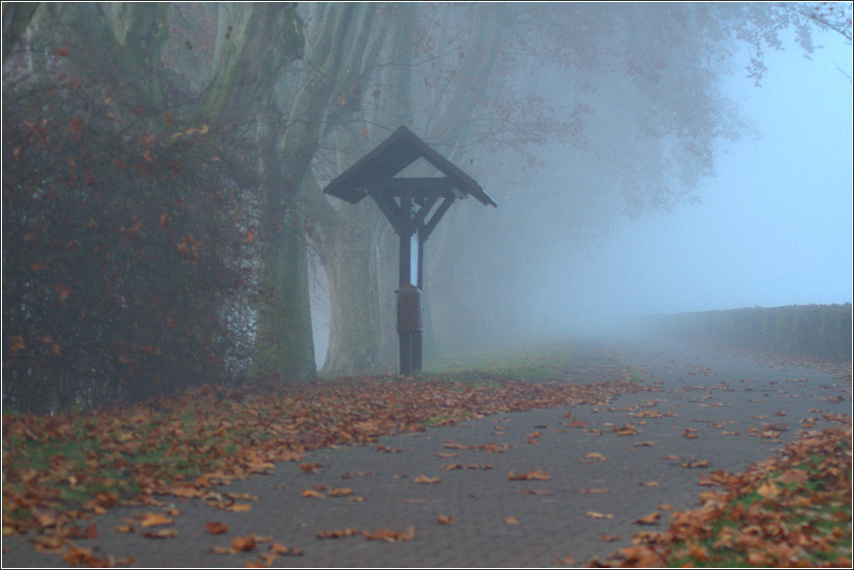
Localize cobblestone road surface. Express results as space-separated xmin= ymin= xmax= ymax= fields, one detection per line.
xmin=2 ymin=338 xmax=850 ymax=568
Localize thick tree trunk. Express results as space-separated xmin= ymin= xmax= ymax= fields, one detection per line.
xmin=321 ymin=203 xmax=384 ymax=374
xmin=252 ymin=99 xmax=317 ymax=382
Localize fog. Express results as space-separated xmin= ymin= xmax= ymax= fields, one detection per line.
xmin=311 ymin=12 xmax=853 ymax=368
xmin=514 ymin=29 xmax=853 ymax=340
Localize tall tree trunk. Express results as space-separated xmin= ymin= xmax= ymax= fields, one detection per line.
xmin=251 ymin=3 xmax=357 ymax=381
xmin=321 ymin=200 xmax=383 ymax=373
xmin=252 ymin=99 xmax=316 ymax=381
xmin=315 ymin=4 xmax=414 ymax=375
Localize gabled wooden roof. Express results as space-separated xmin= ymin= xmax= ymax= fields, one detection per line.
xmin=323 ymin=126 xmax=497 ymax=208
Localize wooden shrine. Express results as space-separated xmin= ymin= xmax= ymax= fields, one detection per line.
xmin=323 ymin=126 xmax=496 ymax=375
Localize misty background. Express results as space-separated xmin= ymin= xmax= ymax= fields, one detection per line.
xmin=525 ymin=32 xmax=853 ymax=336
xmin=311 ymin=20 xmax=853 ymax=366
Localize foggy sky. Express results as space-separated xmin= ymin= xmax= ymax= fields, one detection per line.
xmin=526 ymin=27 xmax=852 ymax=335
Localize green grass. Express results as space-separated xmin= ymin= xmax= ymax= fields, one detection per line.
xmin=423 ymin=337 xmax=583 ymax=382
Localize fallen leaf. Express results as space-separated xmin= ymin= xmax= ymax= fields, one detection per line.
xmin=299 ymin=463 xmax=323 ymax=474
xmin=756 ymin=481 xmax=780 ymax=499
xmin=437 ymin=515 xmax=454 ymax=525
xmin=316 ymin=528 xmax=362 ymax=539
xmin=503 ymin=516 xmax=519 ymax=524
xmin=32 ymin=535 xmax=65 ymax=552
xmin=205 ymin=521 xmax=229 ymax=535
xmin=413 ymin=475 xmax=441 ymax=484
xmin=613 ymin=424 xmax=641 ymax=435
xmin=141 ymin=529 xmax=177 ymax=539
xmin=507 ymin=469 xmax=551 ymax=481
xmin=232 ymin=536 xmax=258 ymax=552
xmin=364 ymin=526 xmax=414 ymax=542
xmin=586 ymin=511 xmax=614 ymax=519
xmin=635 ymin=512 xmax=661 ymax=525
xmin=269 ymin=543 xmax=303 ymax=556
xmin=138 ymin=512 xmax=173 ymax=527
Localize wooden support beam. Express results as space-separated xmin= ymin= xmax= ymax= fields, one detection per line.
xmin=422 ymin=193 xmax=456 ymax=241
xmin=366 ymin=184 xmax=403 ymax=236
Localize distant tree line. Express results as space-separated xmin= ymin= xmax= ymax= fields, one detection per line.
xmin=640 ymin=304 xmax=853 ymax=363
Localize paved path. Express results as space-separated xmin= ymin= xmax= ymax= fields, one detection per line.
xmin=2 ymin=338 xmax=851 ymax=568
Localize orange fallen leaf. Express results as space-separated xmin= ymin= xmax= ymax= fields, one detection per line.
xmin=437 ymin=515 xmax=455 ymax=525
xmin=63 ymin=545 xmax=113 ymax=566
xmin=503 ymin=516 xmax=519 ymax=524
xmin=270 ymin=543 xmax=303 ymax=556
xmin=585 ymin=452 xmax=606 ymax=461
xmin=756 ymin=481 xmax=780 ymax=499
xmin=32 ymin=535 xmax=66 ymax=552
xmin=205 ymin=521 xmax=229 ymax=535
xmin=413 ymin=475 xmax=441 ymax=484
xmin=507 ymin=469 xmax=551 ymax=481
xmin=299 ymin=463 xmax=323 ymax=474
xmin=165 ymin=485 xmax=203 ymax=499
xmin=328 ymin=487 xmax=354 ymax=497
xmin=635 ymin=511 xmax=661 ymax=525
xmin=232 ymin=536 xmax=256 ymax=552
xmin=224 ymin=503 xmax=252 ymax=512
xmin=141 ymin=529 xmax=177 ymax=539
xmin=612 ymin=424 xmax=640 ymax=435
xmin=138 ymin=512 xmax=173 ymax=527
xmin=302 ymin=489 xmax=324 ymax=498
xmin=67 ymin=523 xmax=98 ymax=539
xmin=316 ymin=528 xmax=362 ymax=539
xmin=364 ymin=526 xmax=414 ymax=542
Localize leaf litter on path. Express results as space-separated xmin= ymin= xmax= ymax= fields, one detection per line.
xmin=592 ymin=421 xmax=852 ymax=568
